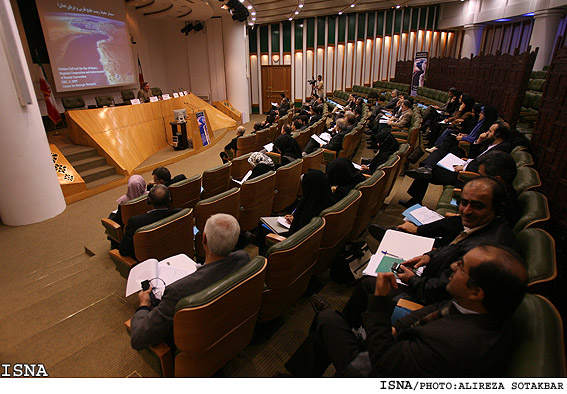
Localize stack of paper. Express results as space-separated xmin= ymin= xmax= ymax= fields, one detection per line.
xmin=402 ymin=204 xmax=444 ymax=226
xmin=232 ymin=170 xmax=252 ymax=185
xmin=436 ymin=153 xmax=470 ymax=172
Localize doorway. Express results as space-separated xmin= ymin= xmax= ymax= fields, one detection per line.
xmin=261 ymin=65 xmax=291 ymax=113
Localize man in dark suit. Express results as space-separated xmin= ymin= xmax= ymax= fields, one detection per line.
xmin=146 ymin=166 xmax=186 ymax=191
xmin=345 ymin=176 xmax=519 ymax=327
xmin=221 ymin=126 xmax=246 ymax=163
xmin=284 ymin=244 xmax=527 ymax=377
xmin=400 ymin=121 xmax=512 ymax=207
xmin=130 ymin=213 xmax=249 ymax=350
xmin=118 ymin=185 xmax=182 ymax=259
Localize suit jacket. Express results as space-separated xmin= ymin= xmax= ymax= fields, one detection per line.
xmin=406 ymin=216 xmax=518 ymax=305
xmin=224 ymin=136 xmax=239 ymax=152
xmin=118 ymin=208 xmax=182 ymax=259
xmin=323 ymin=129 xmax=349 ymax=152
xmin=137 ymin=89 xmax=151 ymax=102
xmin=464 ymin=140 xmax=512 ymax=174
xmin=389 ymin=109 xmax=412 ymax=128
xmin=364 ymin=297 xmax=512 ymax=377
xmin=130 ymin=250 xmax=250 ymax=349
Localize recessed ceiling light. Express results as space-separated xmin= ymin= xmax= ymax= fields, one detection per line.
xmin=299 ymin=4 xmax=304 ymax=7
xmin=338 ymin=11 xmax=342 ymax=15
xmin=396 ymin=5 xmax=401 ymax=8
xmin=350 ymin=4 xmax=355 ymax=7
xmin=295 ymin=11 xmax=299 ymax=14
xmin=289 ymin=17 xmax=293 ymax=21
xmin=239 ymin=0 xmax=244 ymax=2
xmin=252 ymin=17 xmax=256 ymax=20
xmin=249 ymin=22 xmax=253 ymax=25
xmin=251 ymin=11 xmax=256 ymax=15
xmin=247 ymin=5 xmax=252 ymax=9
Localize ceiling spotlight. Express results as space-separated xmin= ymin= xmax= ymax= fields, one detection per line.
xmin=289 ymin=17 xmax=293 ymax=21
xmin=247 ymin=5 xmax=252 ymax=9
xmin=295 ymin=11 xmax=299 ymax=14
xmin=350 ymin=4 xmax=355 ymax=7
xmin=251 ymin=11 xmax=256 ymax=15
xmin=252 ymin=17 xmax=256 ymax=20
xmin=338 ymin=11 xmax=343 ymax=15
xmin=249 ymin=22 xmax=254 ymax=25
xmin=239 ymin=0 xmax=244 ymax=2
xmin=300 ymin=24 xmax=304 ymax=27
xmin=396 ymin=5 xmax=401 ymax=8
xmin=299 ymin=3 xmax=304 ymax=7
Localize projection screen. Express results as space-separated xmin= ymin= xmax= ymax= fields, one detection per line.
xmin=35 ymin=0 xmax=136 ymax=92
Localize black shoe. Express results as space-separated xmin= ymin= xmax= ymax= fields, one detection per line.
xmin=405 ymin=166 xmax=433 ymax=181
xmin=368 ymin=224 xmax=387 ymax=242
xmin=399 ymin=198 xmax=421 ymax=208
xmin=310 ymin=294 xmax=332 ymax=313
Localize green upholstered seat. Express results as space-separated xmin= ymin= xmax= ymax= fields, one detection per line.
xmin=260 ymin=216 xmax=326 ymax=321
xmin=517 ymin=228 xmax=557 ymax=287
xmin=511 ymin=150 xmax=534 ymax=167
xmin=513 ymin=191 xmax=550 ymax=233
xmin=513 ymin=166 xmax=541 ymax=194
xmin=505 ymin=294 xmax=566 ymax=377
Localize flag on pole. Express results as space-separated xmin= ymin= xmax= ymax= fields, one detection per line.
xmin=38 ymin=61 xmax=62 ymax=124
xmin=137 ymin=55 xmax=144 ymax=85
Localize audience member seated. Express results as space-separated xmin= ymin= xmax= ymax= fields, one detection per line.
xmin=109 ymin=175 xmax=148 ymax=227
xmin=352 ymin=176 xmax=518 ymax=317
xmin=326 ymin=158 xmax=366 ymax=203
xmin=361 ymin=129 xmax=399 ymax=174
xmin=137 ymin=82 xmax=152 ymax=103
xmin=278 ymin=94 xmax=291 ymax=117
xmin=369 ymin=100 xmax=412 ymax=139
xmin=284 ymin=244 xmax=527 ymax=377
xmin=254 ymin=109 xmax=278 ymax=132
xmin=307 ymin=105 xmax=323 ymax=126
xmin=221 ymin=126 xmax=246 ymax=163
xmin=248 ymin=152 xmax=275 ymax=179
xmin=146 ymin=166 xmax=187 ymax=191
xmin=118 ymin=185 xmax=182 ymax=260
xmin=130 ymin=213 xmax=249 ymax=350
xmin=425 ymin=94 xmax=475 ymax=147
xmin=401 ymin=121 xmax=512 ymax=207
xmin=420 ymin=87 xmax=461 ymax=133
xmin=273 ymin=125 xmax=302 ymax=165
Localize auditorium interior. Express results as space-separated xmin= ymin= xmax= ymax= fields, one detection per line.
xmin=0 ymin=0 xmax=566 ymax=379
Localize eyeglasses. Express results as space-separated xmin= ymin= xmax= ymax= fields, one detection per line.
xmin=454 ymin=260 xmax=477 ymax=286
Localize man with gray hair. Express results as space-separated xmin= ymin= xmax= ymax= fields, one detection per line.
xmin=130 ymin=213 xmax=249 ymax=350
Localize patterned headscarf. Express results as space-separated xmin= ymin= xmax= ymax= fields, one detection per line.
xmin=248 ymin=152 xmax=274 ymax=167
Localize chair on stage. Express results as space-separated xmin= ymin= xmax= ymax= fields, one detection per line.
xmin=125 ymin=256 xmax=267 ymax=377
xmin=109 ymin=208 xmax=194 ymax=277
xmin=121 ymin=90 xmax=135 ymax=103
xmin=238 ymin=171 xmax=276 ymax=232
xmin=61 ymin=96 xmax=86 ymax=111
xmin=230 ymin=153 xmax=253 ymax=182
xmin=101 ymin=194 xmax=149 ymax=245
xmin=193 ymin=188 xmax=241 ymax=261
xmin=169 ymin=174 xmax=202 ymax=210
xmin=201 ymin=162 xmax=231 ymax=200
xmin=272 ymin=158 xmax=302 ymax=213
xmin=260 ymin=217 xmax=325 ymax=322
xmin=95 ymin=96 xmax=114 ymax=108
xmin=150 ymin=87 xmax=163 ymax=97
xmin=314 ymin=190 xmax=362 ymax=274
xmin=349 ymin=170 xmax=386 ymax=241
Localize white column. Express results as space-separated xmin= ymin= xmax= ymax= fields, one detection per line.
xmin=221 ymin=16 xmax=250 ymax=123
xmin=461 ymin=24 xmax=484 ymax=59
xmin=530 ymin=9 xmax=565 ymax=71
xmin=0 ymin=0 xmax=66 ymax=226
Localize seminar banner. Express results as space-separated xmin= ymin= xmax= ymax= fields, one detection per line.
xmin=411 ymin=52 xmax=428 ymax=96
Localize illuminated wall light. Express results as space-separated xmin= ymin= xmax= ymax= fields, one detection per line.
xmin=272 ymin=54 xmax=280 ymax=62
xmin=300 ymin=23 xmax=304 ymax=27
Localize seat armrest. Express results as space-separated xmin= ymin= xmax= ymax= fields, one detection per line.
xmin=266 ymin=233 xmax=287 ymax=247
xmin=322 ymin=149 xmax=337 ymax=162
xmin=124 ymin=319 xmax=174 ymax=377
xmin=101 ymin=218 xmax=123 ymax=242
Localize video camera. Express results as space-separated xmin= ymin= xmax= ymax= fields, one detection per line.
xmin=307 ymin=78 xmax=316 ymax=86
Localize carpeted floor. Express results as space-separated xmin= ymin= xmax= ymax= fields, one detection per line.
xmin=0 ymin=114 xmax=442 ymax=378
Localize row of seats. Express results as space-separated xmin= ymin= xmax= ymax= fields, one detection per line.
xmin=61 ymin=87 xmax=165 ymax=110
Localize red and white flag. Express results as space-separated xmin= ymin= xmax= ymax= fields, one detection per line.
xmin=38 ymin=64 xmax=61 ymax=124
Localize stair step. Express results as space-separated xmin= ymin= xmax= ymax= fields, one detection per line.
xmin=72 ymin=156 xmax=107 ymax=172
xmin=80 ymin=165 xmax=117 ymax=183
xmin=60 ymin=145 xmax=98 ymax=162
xmin=86 ymin=174 xmax=124 ymax=190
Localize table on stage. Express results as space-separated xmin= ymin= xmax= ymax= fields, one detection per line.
xmin=66 ymin=94 xmax=236 ymax=175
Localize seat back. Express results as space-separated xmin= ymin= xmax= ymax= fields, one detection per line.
xmin=150 ymin=87 xmax=163 ymax=96
xmin=133 ymin=208 xmax=194 ymax=261
xmin=272 ymin=158 xmax=303 ymax=212
xmin=238 ymin=171 xmax=276 ymax=231
xmin=253 ymin=129 xmax=270 ymax=151
xmin=373 ymin=154 xmax=400 ymax=214
xmin=505 ymin=294 xmax=566 ymax=377
xmin=95 ymin=95 xmax=114 ymax=108
xmin=121 ymin=90 xmax=135 ymax=102
xmin=235 ymin=134 xmax=256 ymax=157
xmin=513 ymin=166 xmax=541 ymax=194
xmin=230 ymin=153 xmax=253 ymax=181
xmin=201 ymin=162 xmax=231 ymax=200
xmin=173 ymin=256 xmax=267 ymax=377
xmin=260 ymin=217 xmax=325 ymax=321
xmin=517 ymin=228 xmax=557 ymax=287
xmin=315 ymin=189 xmax=362 ymax=274
xmin=169 ymin=174 xmax=202 ymax=210
xmin=301 ymin=148 xmax=323 ymax=174
xmin=513 ymin=191 xmax=550 ymax=233
xmin=121 ymin=194 xmax=150 ymax=226
xmin=392 ymin=143 xmax=410 ymax=182
xmin=349 ymin=170 xmax=386 ymax=240
xmin=194 ymin=188 xmax=241 ymax=259
xmin=511 ymin=150 xmax=534 ymax=167
xmin=61 ymin=95 xmax=85 ymax=110
xmin=294 ymin=130 xmax=311 ymax=150
xmin=268 ymin=123 xmax=279 ymax=142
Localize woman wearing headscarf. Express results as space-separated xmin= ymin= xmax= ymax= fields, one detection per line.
xmin=109 ymin=175 xmax=148 ymax=226
xmin=273 ymin=125 xmax=302 ymax=165
xmin=426 ymin=94 xmax=475 ymax=147
xmin=248 ymin=152 xmax=275 ymax=179
xmin=326 ymin=158 xmax=365 ymax=203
